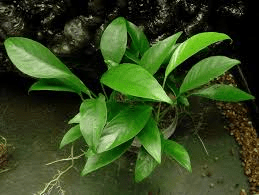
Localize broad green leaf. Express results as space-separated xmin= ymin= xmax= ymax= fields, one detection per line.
xmin=162 ymin=43 xmax=180 ymax=65
xmin=180 ymin=56 xmax=240 ymax=94
xmin=126 ymin=21 xmax=150 ymax=57
xmin=135 ymin=147 xmax=158 ymax=182
xmin=80 ymin=94 xmax=107 ymax=151
xmin=4 ymin=37 xmax=90 ymax=96
xmin=59 ymin=125 xmax=82 ymax=149
xmin=137 ymin=117 xmax=161 ymax=163
xmin=101 ymin=63 xmax=173 ymax=104
xmin=191 ymin=84 xmax=255 ymax=102
xmin=106 ymin=101 xmax=130 ymax=122
xmin=29 ymin=78 xmax=76 ymax=93
xmin=97 ymin=105 xmax=152 ymax=153
xmin=140 ymin=32 xmax=182 ymax=75
xmin=4 ymin=37 xmax=72 ymax=78
xmin=81 ymin=139 xmax=132 ymax=176
xmin=68 ymin=113 xmax=81 ymax=124
xmin=124 ymin=49 xmax=140 ymax=64
xmin=100 ymin=17 xmax=127 ymax=63
xmin=57 ymin=76 xmax=90 ymax=96
xmin=165 ymin=32 xmax=231 ymax=77
xmin=163 ymin=139 xmax=192 ymax=172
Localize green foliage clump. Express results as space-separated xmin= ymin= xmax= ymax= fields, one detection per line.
xmin=4 ymin=17 xmax=254 ymax=182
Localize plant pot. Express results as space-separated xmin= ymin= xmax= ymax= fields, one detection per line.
xmin=132 ymin=106 xmax=178 ymax=148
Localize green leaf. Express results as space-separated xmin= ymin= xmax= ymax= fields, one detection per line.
xmin=97 ymin=105 xmax=152 ymax=153
xmin=81 ymin=139 xmax=132 ymax=176
xmin=135 ymin=147 xmax=158 ymax=182
xmin=140 ymin=32 xmax=182 ymax=75
xmin=4 ymin=37 xmax=72 ymax=78
xmin=101 ymin=63 xmax=173 ymax=104
xmin=124 ymin=49 xmax=141 ymax=64
xmin=163 ymin=139 xmax=192 ymax=172
xmin=4 ymin=37 xmax=90 ymax=96
xmin=104 ymin=60 xmax=119 ymax=69
xmin=106 ymin=101 xmax=130 ymax=122
xmin=137 ymin=117 xmax=161 ymax=163
xmin=126 ymin=21 xmax=150 ymax=57
xmin=100 ymin=17 xmax=127 ymax=63
xmin=165 ymin=32 xmax=231 ymax=77
xmin=180 ymin=56 xmax=240 ymax=94
xmin=68 ymin=113 xmax=80 ymax=124
xmin=191 ymin=84 xmax=255 ymax=102
xmin=80 ymin=94 xmax=107 ymax=151
xmin=162 ymin=43 xmax=180 ymax=65
xmin=59 ymin=125 xmax=82 ymax=149
xmin=29 ymin=78 xmax=76 ymax=93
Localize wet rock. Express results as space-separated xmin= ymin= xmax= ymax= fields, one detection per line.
xmin=145 ymin=0 xmax=173 ymax=37
xmin=183 ymin=4 xmax=209 ymax=36
xmin=0 ymin=0 xmax=248 ymax=75
xmin=0 ymin=2 xmax=25 ymax=40
xmin=217 ymin=1 xmax=246 ymax=18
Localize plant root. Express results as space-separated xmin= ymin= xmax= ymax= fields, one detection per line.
xmin=35 ymin=145 xmax=85 ymax=195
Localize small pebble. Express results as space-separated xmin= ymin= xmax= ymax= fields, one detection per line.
xmin=240 ymin=189 xmax=247 ymax=195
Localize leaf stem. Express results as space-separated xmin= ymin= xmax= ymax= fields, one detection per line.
xmin=156 ymin=76 xmax=168 ymax=122
xmin=101 ymin=83 xmax=108 ymax=100
xmin=79 ymin=93 xmax=85 ymax=101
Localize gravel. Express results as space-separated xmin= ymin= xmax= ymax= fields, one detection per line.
xmin=216 ymin=73 xmax=259 ymax=195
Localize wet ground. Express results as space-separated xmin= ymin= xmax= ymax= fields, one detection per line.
xmin=0 ymin=74 xmax=249 ymax=195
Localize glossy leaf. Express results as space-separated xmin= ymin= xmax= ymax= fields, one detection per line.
xmin=163 ymin=139 xmax=192 ymax=172
xmin=137 ymin=117 xmax=161 ymax=163
xmin=80 ymin=94 xmax=107 ymax=151
xmin=100 ymin=17 xmax=127 ymax=63
xmin=101 ymin=63 xmax=173 ymax=104
xmin=29 ymin=78 xmax=76 ymax=93
xmin=60 ymin=125 xmax=82 ymax=149
xmin=191 ymin=84 xmax=255 ymax=102
xmin=68 ymin=113 xmax=80 ymax=124
xmin=135 ymin=147 xmax=158 ymax=182
xmin=4 ymin=37 xmax=71 ymax=77
xmin=124 ymin=49 xmax=140 ymax=64
xmin=106 ymin=101 xmax=130 ymax=122
xmin=97 ymin=105 xmax=152 ymax=153
xmin=140 ymin=32 xmax=182 ymax=75
xmin=165 ymin=32 xmax=231 ymax=77
xmin=180 ymin=56 xmax=240 ymax=94
xmin=162 ymin=43 xmax=180 ymax=65
xmin=4 ymin=37 xmax=90 ymax=96
xmin=126 ymin=21 xmax=150 ymax=57
xmin=81 ymin=139 xmax=132 ymax=176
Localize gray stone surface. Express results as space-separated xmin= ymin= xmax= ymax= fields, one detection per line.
xmin=0 ymin=75 xmax=249 ymax=195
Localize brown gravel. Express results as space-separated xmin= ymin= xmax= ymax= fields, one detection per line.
xmin=215 ymin=72 xmax=259 ymax=195
xmin=0 ymin=137 xmax=8 ymax=169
